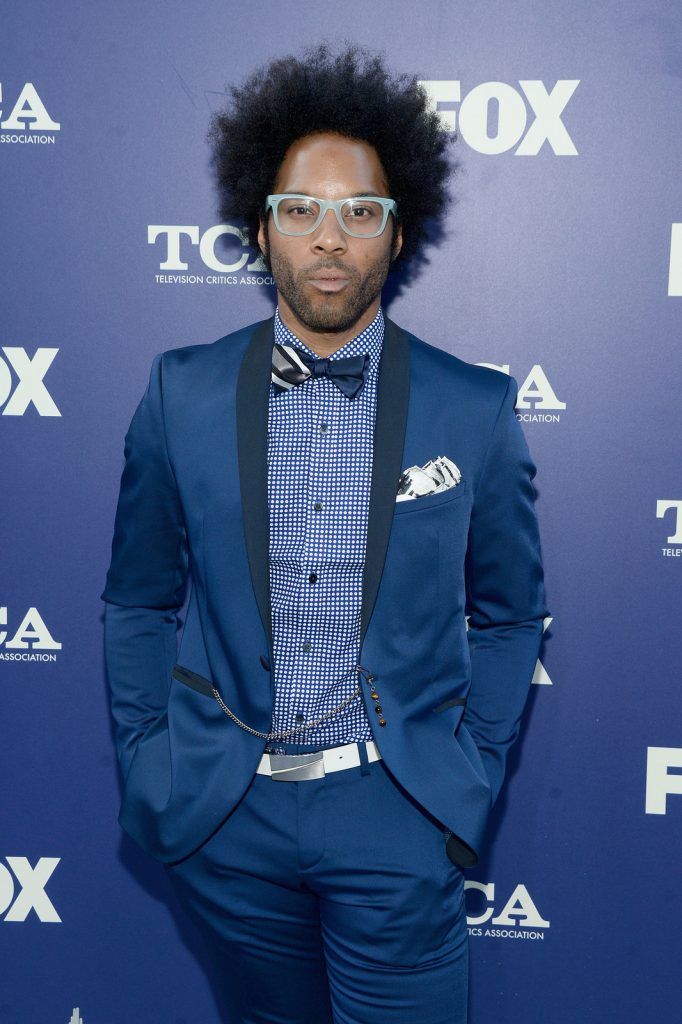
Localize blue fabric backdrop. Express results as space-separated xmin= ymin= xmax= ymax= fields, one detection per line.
xmin=2 ymin=1 xmax=680 ymax=1021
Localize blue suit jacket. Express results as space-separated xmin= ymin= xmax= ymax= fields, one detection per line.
xmin=101 ymin=314 xmax=548 ymax=869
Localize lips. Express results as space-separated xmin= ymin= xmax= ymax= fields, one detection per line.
xmin=309 ymin=273 xmax=349 ymax=292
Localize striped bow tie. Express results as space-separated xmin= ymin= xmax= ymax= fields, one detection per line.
xmin=272 ymin=344 xmax=370 ymax=400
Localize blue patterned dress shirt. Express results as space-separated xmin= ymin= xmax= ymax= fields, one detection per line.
xmin=265 ymin=303 xmax=385 ymax=753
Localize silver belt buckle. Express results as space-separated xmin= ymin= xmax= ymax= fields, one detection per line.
xmin=268 ymin=751 xmax=326 ymax=781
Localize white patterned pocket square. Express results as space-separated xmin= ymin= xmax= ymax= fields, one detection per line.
xmin=396 ymin=455 xmax=462 ymax=503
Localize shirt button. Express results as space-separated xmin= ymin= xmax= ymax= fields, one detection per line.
xmin=320 ymin=422 xmax=329 ymax=433
xmin=302 ymin=641 xmax=312 ymax=652
xmin=308 ymin=573 xmax=318 ymax=583
xmin=313 ymin=501 xmax=323 ymax=511
xmin=295 ymin=712 xmax=305 ymax=722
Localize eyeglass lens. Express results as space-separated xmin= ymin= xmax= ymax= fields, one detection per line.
xmin=276 ymin=197 xmax=386 ymax=236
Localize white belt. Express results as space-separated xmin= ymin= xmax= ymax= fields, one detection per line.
xmin=256 ymin=740 xmax=382 ymax=781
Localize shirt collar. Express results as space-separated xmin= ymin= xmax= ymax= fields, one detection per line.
xmin=273 ymin=304 xmax=384 ymax=381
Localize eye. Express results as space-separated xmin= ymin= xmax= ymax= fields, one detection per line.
xmin=340 ymin=200 xmax=382 ymax=226
xmin=284 ymin=202 xmax=316 ymax=217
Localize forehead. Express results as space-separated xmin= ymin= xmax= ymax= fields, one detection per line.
xmin=274 ymin=132 xmax=389 ymax=197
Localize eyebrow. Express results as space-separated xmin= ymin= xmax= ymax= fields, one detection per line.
xmin=282 ymin=190 xmax=386 ymax=198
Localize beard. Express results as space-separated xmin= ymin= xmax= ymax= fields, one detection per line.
xmin=263 ymin=228 xmax=395 ymax=335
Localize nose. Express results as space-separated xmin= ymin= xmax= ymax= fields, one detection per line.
xmin=310 ymin=207 xmax=348 ymax=254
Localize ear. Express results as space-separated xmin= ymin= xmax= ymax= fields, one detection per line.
xmin=392 ymin=220 xmax=403 ymax=261
xmin=257 ymin=213 xmax=266 ymax=255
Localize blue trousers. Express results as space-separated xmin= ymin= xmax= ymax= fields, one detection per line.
xmin=162 ymin=742 xmax=469 ymax=1023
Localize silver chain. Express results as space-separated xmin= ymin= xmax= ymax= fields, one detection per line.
xmin=210 ymin=681 xmax=363 ymax=740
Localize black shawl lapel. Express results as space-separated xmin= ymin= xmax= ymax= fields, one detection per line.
xmin=236 ymin=312 xmax=410 ymax=662
xmin=236 ymin=316 xmax=276 ymax=649
xmin=359 ymin=314 xmax=410 ymax=641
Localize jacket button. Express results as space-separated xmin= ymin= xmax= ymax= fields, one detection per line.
xmin=374 ymin=705 xmax=383 ymax=714
xmin=370 ymin=690 xmax=379 ymax=700
xmin=378 ymin=717 xmax=387 ymax=726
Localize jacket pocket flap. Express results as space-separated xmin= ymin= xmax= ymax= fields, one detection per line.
xmin=172 ymin=664 xmax=215 ymax=698
xmin=432 ymin=696 xmax=467 ymax=714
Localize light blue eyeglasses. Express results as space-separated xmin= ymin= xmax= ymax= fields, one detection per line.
xmin=264 ymin=194 xmax=398 ymax=238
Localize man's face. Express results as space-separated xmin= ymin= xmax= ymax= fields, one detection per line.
xmin=257 ymin=132 xmax=402 ymax=334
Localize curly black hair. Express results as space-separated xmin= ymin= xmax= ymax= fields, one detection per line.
xmin=206 ymin=40 xmax=459 ymax=275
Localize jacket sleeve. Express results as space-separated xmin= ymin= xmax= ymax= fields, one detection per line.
xmin=463 ymin=373 xmax=548 ymax=808
xmin=100 ymin=352 xmax=189 ymax=782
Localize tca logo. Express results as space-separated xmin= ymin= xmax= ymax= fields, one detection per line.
xmin=0 ymin=607 xmax=62 ymax=651
xmin=0 ymin=83 xmax=60 ymax=131
xmin=465 ymin=881 xmax=550 ymax=929
xmin=149 ymin=224 xmax=265 ymax=273
xmin=656 ymin=501 xmax=682 ymax=548
xmin=0 ymin=348 xmax=60 ymax=416
xmin=419 ymin=79 xmax=579 ymax=155
xmin=669 ymin=224 xmax=682 ymax=297
xmin=0 ymin=856 xmax=60 ymax=922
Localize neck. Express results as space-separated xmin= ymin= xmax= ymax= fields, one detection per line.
xmin=277 ymin=296 xmax=380 ymax=358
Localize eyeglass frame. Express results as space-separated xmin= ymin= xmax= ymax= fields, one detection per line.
xmin=263 ymin=193 xmax=398 ymax=238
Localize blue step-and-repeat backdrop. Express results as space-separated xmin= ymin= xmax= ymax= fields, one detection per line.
xmin=2 ymin=2 xmax=680 ymax=1022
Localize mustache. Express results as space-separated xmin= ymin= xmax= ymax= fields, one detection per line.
xmin=304 ymin=264 xmax=354 ymax=278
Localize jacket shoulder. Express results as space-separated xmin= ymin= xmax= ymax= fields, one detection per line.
xmin=398 ymin=323 xmax=513 ymax=405
xmin=156 ymin=316 xmax=272 ymax=374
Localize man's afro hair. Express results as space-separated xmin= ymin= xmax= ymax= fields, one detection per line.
xmin=206 ymin=41 xmax=459 ymax=272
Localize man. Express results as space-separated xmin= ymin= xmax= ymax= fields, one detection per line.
xmin=101 ymin=42 xmax=548 ymax=1024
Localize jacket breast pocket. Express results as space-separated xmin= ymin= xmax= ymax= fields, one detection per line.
xmin=393 ymin=480 xmax=467 ymax=516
